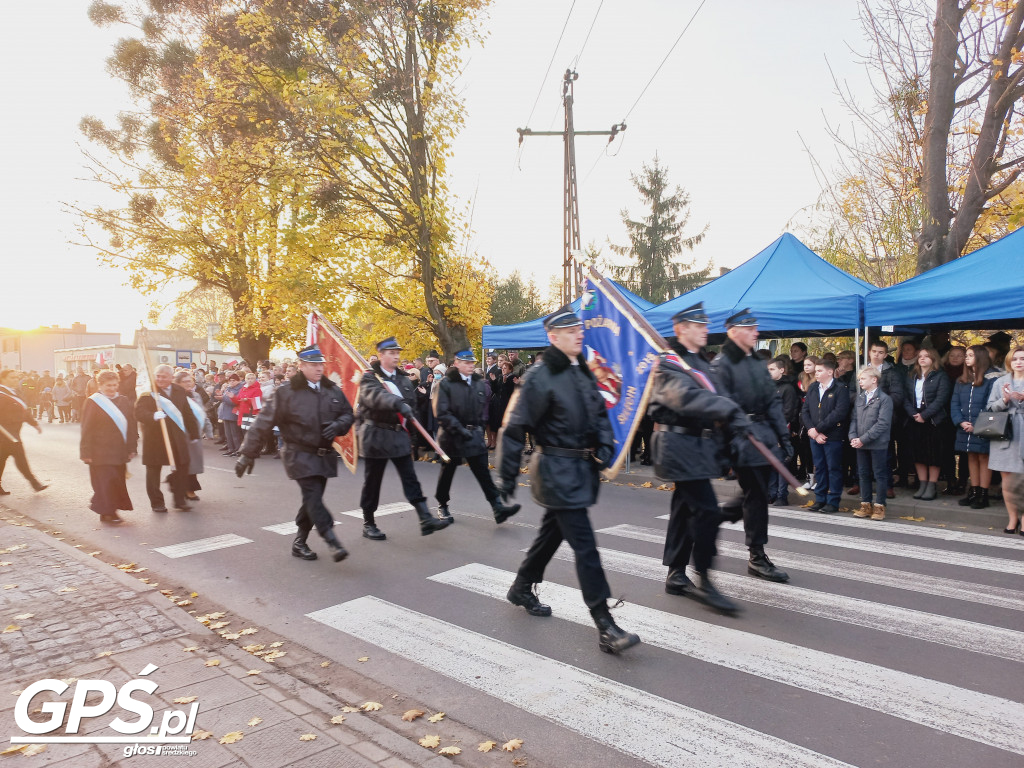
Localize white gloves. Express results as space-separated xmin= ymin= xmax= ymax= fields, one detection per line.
xmin=153 ymin=411 xmax=166 ymax=421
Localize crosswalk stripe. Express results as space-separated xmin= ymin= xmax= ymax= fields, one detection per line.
xmin=430 ymin=564 xmax=1024 ymax=755
xmin=558 ymin=543 xmax=1024 ymax=661
xmin=650 ymin=516 xmax=1024 ymax=575
xmin=340 ymin=501 xmax=412 ymax=519
xmin=153 ymin=534 xmax=252 ymax=558
xmin=307 ymin=596 xmax=854 ymax=768
xmin=602 ymin=524 xmax=1024 ymax=612
xmin=261 ymin=520 xmax=340 ymax=535
xmin=766 ymin=505 xmax=1024 ymax=549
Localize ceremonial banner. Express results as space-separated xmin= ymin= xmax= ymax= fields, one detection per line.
xmin=306 ymin=310 xmax=368 ymax=474
xmin=579 ymin=274 xmax=663 ymax=479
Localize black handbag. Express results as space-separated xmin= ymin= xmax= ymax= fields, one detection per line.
xmin=973 ymin=411 xmax=1012 ymax=440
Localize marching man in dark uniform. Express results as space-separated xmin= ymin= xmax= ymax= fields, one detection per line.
xmin=135 ymin=364 xmax=199 ymax=512
xmin=434 ymin=349 xmax=521 ymax=524
xmin=0 ymin=369 xmax=47 ymax=496
xmin=235 ymin=345 xmax=353 ymax=562
xmin=649 ymin=303 xmax=752 ymax=613
xmin=499 ymin=306 xmax=640 ymax=655
xmin=357 ymin=337 xmax=451 ymax=540
xmin=711 ymin=309 xmax=793 ymax=582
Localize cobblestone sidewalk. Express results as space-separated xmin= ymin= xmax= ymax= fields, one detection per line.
xmin=0 ymin=520 xmax=524 ymax=768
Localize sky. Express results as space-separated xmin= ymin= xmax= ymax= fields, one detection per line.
xmin=0 ymin=0 xmax=871 ymax=341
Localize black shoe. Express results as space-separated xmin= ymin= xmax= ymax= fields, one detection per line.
xmin=775 ymin=494 xmax=790 ymax=506
xmin=664 ymin=569 xmax=694 ymax=596
xmin=436 ymin=504 xmax=454 ymax=524
xmin=323 ymin=530 xmax=348 ymax=562
xmin=958 ymin=487 xmax=979 ymax=507
xmin=506 ymin=581 xmax=552 ymax=616
xmin=99 ymin=513 xmax=124 ymax=524
xmin=0 ymin=487 xmax=9 ymax=496
xmin=808 ymin=501 xmax=826 ymax=512
xmin=491 ymin=498 xmax=521 ymax=524
xmin=748 ymin=549 xmax=790 ymax=582
xmin=152 ymin=506 xmax=168 ymax=513
xmin=971 ymin=488 xmax=991 ymax=509
xmin=593 ymin=607 xmax=640 ymax=655
xmin=640 ymin=458 xmax=652 ymax=466
xmin=820 ymin=504 xmax=839 ymax=514
xmin=291 ymin=535 xmax=318 ymax=561
xmin=414 ymin=500 xmax=451 ymax=535
xmin=362 ymin=523 xmax=387 ymax=541
xmin=693 ymin=573 xmax=741 ymax=614
xmin=766 ymin=495 xmax=778 ymax=506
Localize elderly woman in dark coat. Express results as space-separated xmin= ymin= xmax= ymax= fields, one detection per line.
xmin=80 ymin=371 xmax=138 ymax=523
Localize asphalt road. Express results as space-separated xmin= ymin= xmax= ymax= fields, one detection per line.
xmin=4 ymin=423 xmax=1024 ymax=768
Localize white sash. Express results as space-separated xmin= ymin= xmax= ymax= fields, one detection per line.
xmin=88 ymin=393 xmax=128 ymax=442
xmin=0 ymin=386 xmax=28 ymax=411
xmin=186 ymin=397 xmax=207 ymax=429
xmin=155 ymin=394 xmax=186 ymax=434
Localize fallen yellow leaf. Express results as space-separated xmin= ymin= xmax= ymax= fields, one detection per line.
xmin=361 ymin=702 xmax=382 ymax=712
xmin=12 ymin=613 xmax=33 ymax=621
xmin=402 ymin=709 xmax=424 ymax=722
xmin=270 ymin=641 xmax=283 ymax=648
xmin=191 ymin=730 xmax=213 ymax=741
xmin=298 ymin=734 xmax=316 ymax=741
xmin=247 ymin=717 xmax=262 ymax=727
xmin=219 ymin=731 xmax=244 ymax=744
xmin=329 ymin=715 xmax=346 ymax=724
xmin=204 ymin=659 xmax=221 ymax=667
xmin=2 ymin=585 xmax=17 ymax=590
xmin=190 ymin=592 xmax=198 ymax=598
xmin=207 ymin=612 xmax=226 ymax=620
xmin=641 ymin=481 xmax=653 ymax=488
xmin=419 ymin=735 xmax=441 ymax=749
xmin=176 ymin=600 xmax=192 ymax=607
xmin=438 ymin=745 xmax=461 ymax=756
xmin=502 ymin=738 xmax=524 ymax=752
xmin=246 ymin=670 xmax=261 ymax=676
xmin=182 ymin=646 xmax=198 ymax=653
xmin=2 ymin=625 xmax=21 ymax=633
xmin=242 ymin=644 xmax=265 ymax=653
xmin=263 ymin=651 xmax=286 ymax=662
xmin=0 ymin=745 xmax=27 ymax=755
xmin=478 ymin=740 xmax=497 ymax=752
xmin=173 ymin=696 xmax=197 ymax=705
xmin=238 ymin=628 xmax=258 ymax=635
xmin=20 ymin=744 xmax=46 ymax=756
xmin=95 ymin=651 xmax=112 ymax=658
xmin=221 ymin=632 xmax=242 ymax=640
xmin=340 ymin=706 xmax=360 ymax=713
xmin=208 ymin=621 xmax=230 ymax=630
xmin=428 ymin=712 xmax=445 ymax=723
xmin=320 ymin=661 xmax=330 ymax=668
xmin=160 ymin=589 xmax=174 ymax=595
xmin=57 ymin=586 xmax=77 ymax=593
xmin=357 ymin=656 xmax=369 ymax=662
xmin=0 ymin=562 xmax=11 ymax=567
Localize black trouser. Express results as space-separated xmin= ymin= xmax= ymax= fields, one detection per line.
xmin=663 ymin=479 xmax=721 ymax=574
xmin=360 ymin=455 xmax=426 ymax=521
xmin=295 ymin=475 xmax=334 ymax=538
xmin=0 ymin=440 xmax=40 ymax=489
xmin=516 ymin=507 xmax=612 ymax=612
xmin=145 ymin=465 xmax=186 ymax=508
xmin=736 ymin=465 xmax=772 ymax=549
xmin=435 ymin=453 xmax=498 ymax=506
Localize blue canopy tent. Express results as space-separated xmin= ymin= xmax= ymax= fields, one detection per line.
xmin=865 ymin=227 xmax=1024 ymax=330
xmin=643 ymin=233 xmax=877 ymax=337
xmin=482 ymin=280 xmax=655 ymax=349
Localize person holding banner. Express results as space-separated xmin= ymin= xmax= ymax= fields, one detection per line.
xmin=357 ymin=337 xmax=451 ymax=539
xmin=80 ymin=371 xmax=138 ymax=523
xmin=711 ymin=309 xmax=793 ymax=583
xmin=135 ymin=364 xmax=200 ymax=513
xmin=649 ymin=303 xmax=751 ymax=614
xmin=433 ymin=349 xmax=521 ymax=524
xmin=498 ymin=307 xmax=640 ymax=655
xmin=0 ymin=369 xmax=48 ymax=496
xmin=235 ymin=345 xmax=354 ymax=562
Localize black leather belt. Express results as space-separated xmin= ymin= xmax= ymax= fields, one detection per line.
xmin=365 ymin=419 xmax=404 ymax=432
xmin=288 ymin=443 xmax=333 ymax=456
xmin=536 ymin=445 xmax=594 ymax=459
xmin=746 ymin=413 xmax=768 ymax=422
xmin=655 ymin=424 xmax=712 ymax=439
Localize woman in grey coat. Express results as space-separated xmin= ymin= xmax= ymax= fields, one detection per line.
xmin=986 ymin=345 xmax=1024 ymax=535
xmin=848 ymin=367 xmax=893 ymax=520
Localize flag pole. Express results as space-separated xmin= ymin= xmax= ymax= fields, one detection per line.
xmin=587 ymin=267 xmax=806 ymax=495
xmin=137 ymin=327 xmax=176 ymax=472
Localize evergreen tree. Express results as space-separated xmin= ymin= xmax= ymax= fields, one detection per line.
xmin=488 ymin=271 xmax=549 ymax=326
xmin=609 ymin=156 xmax=711 ymax=303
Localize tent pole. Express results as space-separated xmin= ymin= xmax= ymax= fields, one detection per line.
xmin=854 ymin=326 xmax=860 ymax=393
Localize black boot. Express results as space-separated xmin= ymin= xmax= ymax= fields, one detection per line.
xmin=415 ymin=500 xmax=451 ymax=535
xmin=971 ymin=487 xmax=991 ymax=509
xmin=591 ymin=605 xmax=640 ymax=655
xmin=436 ymin=504 xmax=454 ymax=524
xmin=491 ymin=497 xmax=521 ymax=524
xmin=322 ymin=529 xmax=348 ymax=562
xmin=747 ymin=547 xmax=790 ymax=582
xmin=693 ymin=572 xmax=741 ymax=614
xmin=291 ymin=531 xmax=317 ymax=561
xmin=362 ymin=512 xmax=387 ymax=540
xmin=664 ymin=569 xmax=694 ymax=596
xmin=506 ymin=580 xmax=552 ymax=616
xmin=958 ymin=486 xmax=979 ymax=507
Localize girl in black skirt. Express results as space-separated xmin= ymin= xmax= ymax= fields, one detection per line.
xmin=905 ymin=348 xmax=952 ymax=501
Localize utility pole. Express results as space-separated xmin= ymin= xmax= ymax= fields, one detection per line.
xmin=518 ymin=70 xmax=625 ymax=306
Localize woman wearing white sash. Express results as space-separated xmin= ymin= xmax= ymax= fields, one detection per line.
xmin=80 ymin=371 xmax=138 ymax=523
xmin=172 ymin=371 xmax=210 ymax=501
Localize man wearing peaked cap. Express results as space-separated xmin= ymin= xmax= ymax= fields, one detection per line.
xmin=711 ymin=308 xmax=793 ymax=583
xmin=356 ymin=337 xmax=451 ymax=539
xmin=670 ymin=302 xmax=710 ymax=325
xmin=498 ymin=303 xmax=640 ymax=655
xmin=235 ymin=343 xmax=354 ymax=563
xmin=433 ymin=349 xmax=521 ymax=525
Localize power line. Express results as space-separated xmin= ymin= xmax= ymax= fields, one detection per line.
xmin=620 ymin=0 xmax=707 ymax=122
xmin=523 ymin=1 xmax=578 ymax=129
xmin=572 ymin=0 xmax=605 ymax=72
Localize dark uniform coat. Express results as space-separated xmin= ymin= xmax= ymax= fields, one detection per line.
xmin=80 ymin=395 xmax=138 ymax=465
xmin=435 ymin=367 xmax=488 ymax=459
xmin=648 ymin=342 xmax=750 ymax=482
xmin=498 ymin=345 xmax=614 ymax=509
xmin=711 ymin=339 xmax=791 ymax=467
xmin=0 ymin=386 xmax=37 ymax=438
xmin=357 ymin=362 xmax=417 ymax=459
xmin=135 ymin=385 xmax=200 ymax=468
xmin=239 ymin=371 xmax=353 ymax=480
